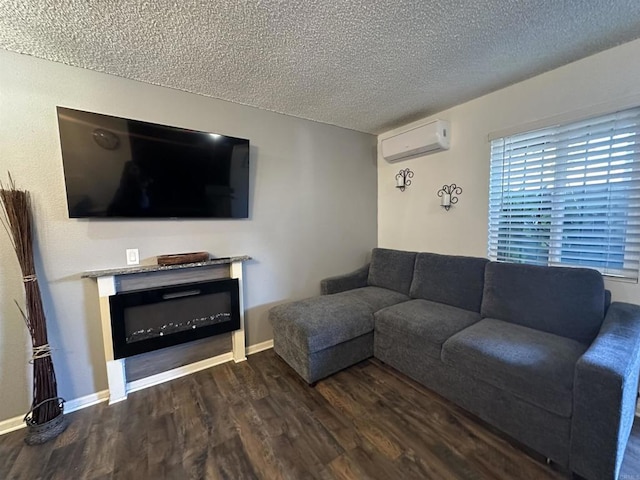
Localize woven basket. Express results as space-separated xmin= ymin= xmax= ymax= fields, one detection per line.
xmin=23 ymin=397 xmax=67 ymax=445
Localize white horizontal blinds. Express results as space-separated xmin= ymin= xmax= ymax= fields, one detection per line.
xmin=488 ymin=107 xmax=640 ymax=280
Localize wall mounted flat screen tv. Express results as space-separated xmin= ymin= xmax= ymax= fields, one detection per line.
xmin=57 ymin=107 xmax=250 ymax=218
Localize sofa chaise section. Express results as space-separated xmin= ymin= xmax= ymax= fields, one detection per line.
xmin=269 ymin=248 xmax=415 ymax=383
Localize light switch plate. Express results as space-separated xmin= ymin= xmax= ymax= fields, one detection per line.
xmin=126 ymin=248 xmax=139 ymax=265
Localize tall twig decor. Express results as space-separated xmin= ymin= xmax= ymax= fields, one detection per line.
xmin=1 ymin=174 xmax=63 ymax=436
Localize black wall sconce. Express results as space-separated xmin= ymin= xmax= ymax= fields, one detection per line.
xmin=395 ymin=168 xmax=414 ymax=192
xmin=437 ymin=184 xmax=462 ymax=211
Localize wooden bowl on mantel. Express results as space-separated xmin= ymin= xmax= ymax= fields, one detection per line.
xmin=156 ymin=252 xmax=210 ymax=266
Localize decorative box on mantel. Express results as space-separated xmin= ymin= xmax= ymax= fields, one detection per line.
xmin=83 ymin=255 xmax=250 ymax=404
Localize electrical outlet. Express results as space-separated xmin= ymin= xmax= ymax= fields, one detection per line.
xmin=126 ymin=248 xmax=139 ymax=265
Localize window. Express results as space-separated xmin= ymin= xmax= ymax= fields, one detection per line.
xmin=488 ymin=107 xmax=640 ymax=280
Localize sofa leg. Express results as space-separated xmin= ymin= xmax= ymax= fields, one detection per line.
xmin=309 ymin=381 xmax=317 ymax=388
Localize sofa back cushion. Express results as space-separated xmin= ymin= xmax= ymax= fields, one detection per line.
xmin=481 ymin=262 xmax=605 ymax=344
xmin=409 ymin=253 xmax=489 ymax=312
xmin=368 ymin=248 xmax=417 ymax=295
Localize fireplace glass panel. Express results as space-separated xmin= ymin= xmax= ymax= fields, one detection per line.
xmin=124 ymin=291 xmax=232 ymax=343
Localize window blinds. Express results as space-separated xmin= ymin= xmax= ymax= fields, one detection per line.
xmin=488 ymin=107 xmax=640 ymax=280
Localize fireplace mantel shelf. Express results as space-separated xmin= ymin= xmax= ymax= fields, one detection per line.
xmin=82 ymin=255 xmax=251 ymax=278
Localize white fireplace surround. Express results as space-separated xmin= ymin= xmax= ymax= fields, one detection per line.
xmin=83 ymin=256 xmax=250 ymax=404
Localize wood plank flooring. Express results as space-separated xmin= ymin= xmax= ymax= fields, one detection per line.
xmin=1 ymin=349 xmax=638 ymax=479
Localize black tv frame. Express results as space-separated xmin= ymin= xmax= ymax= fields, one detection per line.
xmin=56 ymin=106 xmax=250 ymax=219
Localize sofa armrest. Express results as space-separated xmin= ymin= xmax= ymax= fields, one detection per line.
xmin=320 ymin=264 xmax=370 ymax=295
xmin=571 ymin=302 xmax=640 ymax=480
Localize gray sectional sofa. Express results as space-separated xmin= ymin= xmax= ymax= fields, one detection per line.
xmin=269 ymin=248 xmax=640 ymax=480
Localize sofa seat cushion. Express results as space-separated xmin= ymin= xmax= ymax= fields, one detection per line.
xmin=442 ymin=318 xmax=588 ymax=417
xmin=269 ymin=286 xmax=409 ymax=354
xmin=339 ymin=286 xmax=411 ymax=313
xmin=375 ymin=299 xmax=481 ymax=359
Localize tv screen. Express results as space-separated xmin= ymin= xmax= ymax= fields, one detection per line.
xmin=56 ymin=107 xmax=250 ymax=218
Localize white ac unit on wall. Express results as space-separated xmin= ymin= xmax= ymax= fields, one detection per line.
xmin=381 ymin=119 xmax=450 ymax=162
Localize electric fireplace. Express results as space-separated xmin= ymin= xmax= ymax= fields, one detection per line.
xmin=109 ymin=278 xmax=240 ymax=359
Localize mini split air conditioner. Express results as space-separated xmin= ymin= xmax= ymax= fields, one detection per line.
xmin=381 ymin=119 xmax=450 ymax=162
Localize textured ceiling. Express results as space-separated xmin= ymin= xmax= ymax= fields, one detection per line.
xmin=2 ymin=1 xmax=640 ymax=134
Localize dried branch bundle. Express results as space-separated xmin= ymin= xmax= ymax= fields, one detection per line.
xmin=1 ymin=174 xmax=60 ymax=424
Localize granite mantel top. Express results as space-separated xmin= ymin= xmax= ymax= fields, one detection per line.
xmin=82 ymin=255 xmax=251 ymax=278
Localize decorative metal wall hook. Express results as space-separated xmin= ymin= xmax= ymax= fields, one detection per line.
xmin=437 ymin=184 xmax=462 ymax=211
xmin=395 ymin=168 xmax=414 ymax=192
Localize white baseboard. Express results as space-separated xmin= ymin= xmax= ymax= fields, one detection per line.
xmin=0 ymin=339 xmax=275 ymax=437
xmin=246 ymin=339 xmax=274 ymax=355
xmin=0 ymin=414 xmax=26 ymax=436
xmin=66 ymin=390 xmax=110 ymax=413
xmin=0 ymin=389 xmax=110 ymax=436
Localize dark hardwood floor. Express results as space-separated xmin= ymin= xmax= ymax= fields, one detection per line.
xmin=1 ymin=349 xmax=638 ymax=479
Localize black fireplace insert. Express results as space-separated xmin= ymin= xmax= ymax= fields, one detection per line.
xmin=109 ymin=278 xmax=240 ymax=359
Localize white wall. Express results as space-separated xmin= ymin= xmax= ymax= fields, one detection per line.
xmin=0 ymin=49 xmax=377 ymax=422
xmin=378 ymin=38 xmax=640 ymax=305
